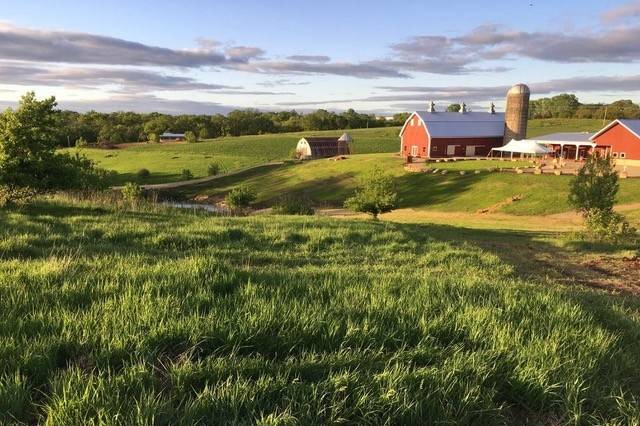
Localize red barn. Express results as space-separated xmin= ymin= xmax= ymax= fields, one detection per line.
xmin=399 ymin=107 xmax=506 ymax=159
xmin=590 ymin=119 xmax=640 ymax=165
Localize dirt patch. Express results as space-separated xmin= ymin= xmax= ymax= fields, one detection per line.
xmin=580 ymin=256 xmax=640 ymax=295
xmin=477 ymin=194 xmax=523 ymax=214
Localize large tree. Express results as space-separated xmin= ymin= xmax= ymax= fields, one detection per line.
xmin=0 ymin=92 xmax=107 ymax=204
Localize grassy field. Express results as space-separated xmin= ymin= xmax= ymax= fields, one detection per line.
xmin=69 ymin=119 xmax=603 ymax=185
xmin=173 ymin=153 xmax=640 ymax=215
xmin=1 ymin=197 xmax=639 ymax=424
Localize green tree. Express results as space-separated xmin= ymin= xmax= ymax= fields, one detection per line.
xmin=344 ymin=167 xmax=398 ymax=219
xmin=447 ymin=103 xmax=461 ymax=112
xmin=225 ymin=185 xmax=257 ymax=214
xmin=148 ymin=133 xmax=159 ymax=143
xmin=569 ymin=153 xmax=619 ymax=215
xmin=0 ymin=92 xmax=106 ymax=204
xmin=75 ymin=136 xmax=88 ymax=148
xmin=184 ymin=131 xmax=197 ymax=144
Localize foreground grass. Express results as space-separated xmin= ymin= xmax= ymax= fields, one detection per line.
xmin=175 ymin=153 xmax=640 ymax=215
xmin=68 ymin=119 xmax=602 ymax=185
xmin=1 ymin=199 xmax=639 ymax=424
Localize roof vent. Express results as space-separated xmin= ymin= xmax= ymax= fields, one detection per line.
xmin=428 ymin=101 xmax=436 ymax=113
xmin=489 ymin=102 xmax=496 ymax=114
xmin=460 ymin=102 xmax=467 ymax=114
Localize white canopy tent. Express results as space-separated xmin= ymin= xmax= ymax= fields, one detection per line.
xmin=490 ymin=139 xmax=552 ymax=158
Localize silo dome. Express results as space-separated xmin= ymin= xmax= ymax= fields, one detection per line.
xmin=507 ymin=84 xmax=530 ymax=95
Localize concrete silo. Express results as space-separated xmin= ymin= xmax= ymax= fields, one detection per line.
xmin=504 ymin=84 xmax=530 ymax=144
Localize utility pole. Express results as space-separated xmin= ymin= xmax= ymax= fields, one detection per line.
xmin=602 ymin=106 xmax=608 ymax=126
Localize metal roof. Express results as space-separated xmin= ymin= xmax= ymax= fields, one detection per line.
xmin=618 ymin=120 xmax=640 ymax=138
xmin=404 ymin=111 xmax=505 ymax=138
xmin=160 ymin=132 xmax=185 ymax=137
xmin=535 ymin=132 xmax=595 ymax=142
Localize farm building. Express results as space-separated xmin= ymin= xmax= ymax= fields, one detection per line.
xmin=160 ymin=132 xmax=185 ymax=142
xmin=296 ymin=133 xmax=351 ymax=159
xmin=528 ymin=132 xmax=596 ymax=160
xmin=400 ymin=84 xmax=530 ymax=159
xmin=399 ymin=103 xmax=506 ymax=159
xmin=591 ymin=119 xmax=640 ymax=165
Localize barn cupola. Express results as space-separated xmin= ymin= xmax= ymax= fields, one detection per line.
xmin=460 ymin=102 xmax=467 ymax=114
xmin=489 ymin=102 xmax=496 ymax=114
xmin=428 ymin=101 xmax=436 ymax=113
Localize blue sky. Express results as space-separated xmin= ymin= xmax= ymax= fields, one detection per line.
xmin=0 ymin=0 xmax=638 ymax=114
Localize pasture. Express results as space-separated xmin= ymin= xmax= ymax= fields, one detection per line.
xmin=70 ymin=119 xmax=604 ymax=185
xmin=172 ymin=153 xmax=640 ymax=216
xmin=1 ymin=197 xmax=639 ymax=424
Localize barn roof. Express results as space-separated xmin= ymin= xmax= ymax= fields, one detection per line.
xmin=400 ymin=111 xmax=505 ymax=138
xmin=535 ymin=132 xmax=595 ymax=143
xmin=591 ymin=119 xmax=640 ymax=141
xmin=160 ymin=132 xmax=186 ymax=137
xmin=300 ymin=137 xmax=343 ymax=145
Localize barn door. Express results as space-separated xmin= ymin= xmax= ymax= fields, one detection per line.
xmin=465 ymin=146 xmax=476 ymax=157
xmin=411 ymin=146 xmax=418 ymax=156
xmin=446 ymin=145 xmax=456 ymax=156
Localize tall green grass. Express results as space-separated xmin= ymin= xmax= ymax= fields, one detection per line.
xmin=1 ymin=199 xmax=639 ymax=424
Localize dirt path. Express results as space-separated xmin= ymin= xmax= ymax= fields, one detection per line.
xmin=111 ymin=161 xmax=285 ymax=190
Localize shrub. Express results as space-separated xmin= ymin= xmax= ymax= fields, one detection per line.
xmin=148 ymin=133 xmax=159 ymax=143
xmin=584 ymin=209 xmax=637 ymax=243
xmin=75 ymin=137 xmax=88 ymax=148
xmin=0 ymin=92 xmax=107 ymax=205
xmin=185 ymin=131 xmax=197 ymax=144
xmin=225 ymin=185 xmax=257 ymax=214
xmin=207 ymin=162 xmax=224 ymax=176
xmin=121 ymin=182 xmax=142 ymax=207
xmin=273 ymin=194 xmax=315 ymax=215
xmin=344 ymin=166 xmax=398 ymax=219
xmin=180 ymin=169 xmax=194 ymax=180
xmin=136 ymin=168 xmax=151 ymax=179
xmin=289 ymin=148 xmax=301 ymax=160
xmin=569 ymin=153 xmax=619 ymax=214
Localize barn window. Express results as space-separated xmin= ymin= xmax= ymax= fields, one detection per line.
xmin=432 ymin=146 xmax=437 ymax=151
xmin=613 ymin=152 xmax=619 ymax=158
xmin=404 ymin=145 xmax=407 ymax=151
xmin=620 ymin=152 xmax=626 ymax=159
xmin=422 ymin=147 xmax=426 ymax=152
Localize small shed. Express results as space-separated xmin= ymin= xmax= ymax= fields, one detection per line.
xmin=296 ymin=133 xmax=351 ymax=159
xmin=160 ymin=132 xmax=186 ymax=142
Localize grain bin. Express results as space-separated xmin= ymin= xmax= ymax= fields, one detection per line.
xmin=504 ymin=84 xmax=530 ymax=144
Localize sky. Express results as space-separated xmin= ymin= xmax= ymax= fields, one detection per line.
xmin=0 ymin=0 xmax=639 ymax=115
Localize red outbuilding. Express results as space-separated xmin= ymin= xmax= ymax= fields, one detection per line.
xmin=399 ymin=105 xmax=505 ymax=159
xmin=590 ymin=119 xmax=640 ymax=165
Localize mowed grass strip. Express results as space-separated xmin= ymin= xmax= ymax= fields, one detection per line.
xmin=176 ymin=153 xmax=640 ymax=215
xmin=67 ymin=119 xmax=603 ymax=186
xmin=1 ymin=199 xmax=639 ymax=424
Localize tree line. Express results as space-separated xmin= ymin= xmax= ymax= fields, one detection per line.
xmin=528 ymin=94 xmax=640 ymax=120
xmin=53 ymin=108 xmax=409 ymax=147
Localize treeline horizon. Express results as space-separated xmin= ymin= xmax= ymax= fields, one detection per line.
xmin=50 ymin=107 xmax=408 ymax=147
xmin=5 ymin=92 xmax=638 ymax=147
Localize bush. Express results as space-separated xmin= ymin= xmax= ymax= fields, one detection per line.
xmin=75 ymin=137 xmax=88 ymax=148
xmin=225 ymin=185 xmax=257 ymax=214
xmin=148 ymin=133 xmax=159 ymax=143
xmin=273 ymin=194 xmax=315 ymax=215
xmin=180 ymin=169 xmax=194 ymax=180
xmin=344 ymin=166 xmax=398 ymax=219
xmin=569 ymin=153 xmax=619 ymax=214
xmin=289 ymin=148 xmax=301 ymax=160
xmin=207 ymin=162 xmax=224 ymax=176
xmin=185 ymin=131 xmax=197 ymax=144
xmin=0 ymin=92 xmax=107 ymax=205
xmin=121 ymin=182 xmax=142 ymax=207
xmin=136 ymin=168 xmax=150 ymax=178
xmin=584 ymin=209 xmax=637 ymax=243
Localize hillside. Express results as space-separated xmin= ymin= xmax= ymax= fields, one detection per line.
xmin=1 ymin=198 xmax=639 ymax=424
xmin=70 ymin=119 xmax=603 ymax=185
xmin=171 ymin=154 xmax=640 ymax=216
